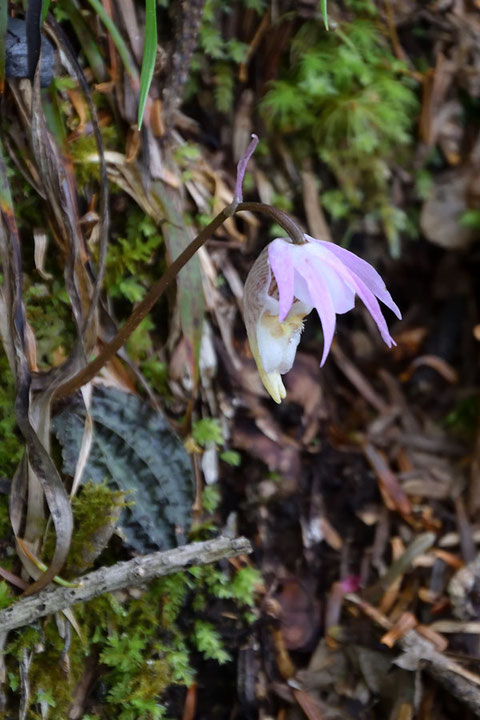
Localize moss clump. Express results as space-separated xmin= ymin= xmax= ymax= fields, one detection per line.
xmin=4 ymin=551 xmax=259 ymax=718
xmin=0 ymin=352 xmax=22 ymax=479
xmin=99 ymin=635 xmax=172 ymax=719
xmin=42 ymin=481 xmax=127 ymax=577
xmin=67 ymin=482 xmax=127 ymax=575
xmin=6 ymin=626 xmax=42 ymax=662
xmin=24 ymin=279 xmax=76 ymax=368
xmin=68 ymin=124 xmax=119 ymax=187
xmin=25 ymin=619 xmax=86 ymax=720
xmin=262 ymin=17 xmax=419 ymax=254
xmin=73 ymin=578 xmax=194 ymax=719
xmin=2 ymin=433 xmax=258 ymax=719
xmin=104 ymin=209 xmax=165 ymax=305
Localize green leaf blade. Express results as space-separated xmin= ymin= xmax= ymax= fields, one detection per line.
xmin=321 ymin=0 xmax=329 ymax=30
xmin=138 ymin=0 xmax=157 ymax=129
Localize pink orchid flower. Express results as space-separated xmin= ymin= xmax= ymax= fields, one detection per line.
xmin=243 ymin=235 xmax=401 ymax=403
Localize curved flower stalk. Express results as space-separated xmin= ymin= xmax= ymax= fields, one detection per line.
xmin=243 ymin=235 xmax=401 ymax=403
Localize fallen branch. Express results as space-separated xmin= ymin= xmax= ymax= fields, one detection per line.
xmin=0 ymin=536 xmax=252 ymax=633
xmin=346 ymin=593 xmax=480 ymax=715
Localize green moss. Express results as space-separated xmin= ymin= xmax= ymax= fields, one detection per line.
xmin=73 ymin=578 xmax=194 ymax=718
xmin=0 ymin=581 xmax=13 ymax=609
xmin=68 ymin=125 xmax=119 ymax=186
xmin=27 ymin=620 xmax=86 ymax=720
xmin=42 ymin=482 xmax=127 ymax=577
xmin=3 ymin=618 xmax=88 ymax=718
xmin=261 ymin=18 xmax=419 ymax=254
xmin=100 ymin=635 xmax=171 ymax=719
xmin=185 ymin=0 xmax=254 ymax=112
xmin=67 ymin=482 xmax=127 ymax=574
xmin=192 ymin=418 xmax=223 ymax=447
xmin=444 ymin=394 xmax=480 ymax=441
xmin=3 ymin=550 xmax=259 ymax=718
xmin=0 ymin=352 xmax=22 ymax=480
xmin=105 ymin=209 xmax=165 ymax=304
xmin=24 ymin=278 xmax=76 ymax=368
xmin=126 ymin=317 xmax=155 ymax=362
xmin=6 ymin=626 xmax=42 ymax=662
xmin=193 ymin=620 xmax=230 ymax=664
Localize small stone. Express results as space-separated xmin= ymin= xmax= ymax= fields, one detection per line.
xmin=6 ymin=18 xmax=56 ymax=87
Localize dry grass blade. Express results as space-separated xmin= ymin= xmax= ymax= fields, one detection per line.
xmin=155 ymin=166 xmax=205 ymax=384
xmin=363 ymin=442 xmax=412 ymax=516
xmin=0 ymin=140 xmax=73 ymax=594
xmin=30 ymin=64 xmax=94 ymax=350
xmin=70 ymin=384 xmax=94 ymax=498
xmin=366 ymin=532 xmax=436 ymax=604
xmin=45 ymin=17 xmax=110 ymax=337
xmin=0 ymin=565 xmax=28 ymax=592
xmin=14 ymin=353 xmax=73 ymax=597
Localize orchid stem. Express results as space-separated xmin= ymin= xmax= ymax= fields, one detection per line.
xmin=233 ymin=134 xmax=258 ymax=204
xmin=56 ymin=139 xmax=306 ymax=398
xmin=55 ymin=203 xmax=236 ymax=399
xmin=236 ymin=201 xmax=306 ymax=245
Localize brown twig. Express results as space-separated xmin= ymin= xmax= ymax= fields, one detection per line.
xmin=0 ymin=536 xmax=252 ymax=633
xmin=346 ymin=593 xmax=480 ymax=715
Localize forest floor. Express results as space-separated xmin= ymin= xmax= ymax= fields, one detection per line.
xmin=2 ymin=1 xmax=480 ymax=719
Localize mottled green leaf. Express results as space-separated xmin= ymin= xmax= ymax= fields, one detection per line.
xmin=53 ymin=386 xmax=194 ymax=553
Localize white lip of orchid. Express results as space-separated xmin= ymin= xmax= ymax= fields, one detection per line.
xmin=255 ymin=301 xmax=309 ymax=403
xmin=243 ymin=247 xmax=311 ymax=403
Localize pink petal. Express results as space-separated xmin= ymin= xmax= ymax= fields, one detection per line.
xmin=310 ymin=238 xmax=402 ymax=319
xmin=315 ymin=251 xmax=396 ymax=347
xmin=297 ymin=256 xmax=337 ymax=365
xmin=340 ymin=575 xmax=362 ymax=593
xmin=309 ymin=256 xmax=355 ymax=314
xmin=336 ymin=265 xmax=396 ymax=346
xmin=353 ymin=276 xmax=397 ymax=347
xmin=268 ymin=239 xmax=294 ymax=322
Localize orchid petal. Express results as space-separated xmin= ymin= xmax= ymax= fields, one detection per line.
xmin=311 ymin=238 xmax=402 ymax=319
xmin=243 ymin=247 xmax=271 ymax=337
xmin=248 ymin=327 xmax=286 ymax=404
xmin=352 ymin=275 xmax=396 ymax=346
xmin=288 ymin=243 xmax=355 ymax=314
xmin=297 ymin=255 xmax=336 ymax=365
xmin=269 ymin=239 xmax=295 ymax=322
xmin=321 ymin=255 xmax=396 ymax=347
xmin=308 ymin=256 xmax=355 ymax=314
